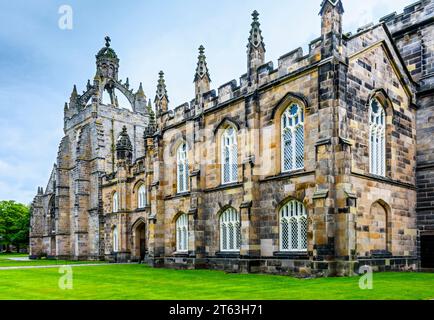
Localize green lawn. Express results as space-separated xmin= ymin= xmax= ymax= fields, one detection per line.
xmin=0 ymin=263 xmax=433 ymax=300
xmin=0 ymin=253 xmax=103 ymax=267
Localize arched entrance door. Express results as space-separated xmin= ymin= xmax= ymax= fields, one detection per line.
xmin=132 ymin=219 xmax=146 ymax=261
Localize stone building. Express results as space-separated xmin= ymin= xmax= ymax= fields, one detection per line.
xmin=29 ymin=0 xmax=434 ymax=276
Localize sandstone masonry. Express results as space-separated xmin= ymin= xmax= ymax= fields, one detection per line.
xmin=30 ymin=0 xmax=434 ymax=275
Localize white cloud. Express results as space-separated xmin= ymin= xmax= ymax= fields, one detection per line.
xmin=0 ymin=0 xmax=418 ymax=204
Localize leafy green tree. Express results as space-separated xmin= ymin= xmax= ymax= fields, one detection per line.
xmin=0 ymin=201 xmax=30 ymax=252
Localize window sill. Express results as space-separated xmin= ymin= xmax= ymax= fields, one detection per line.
xmin=261 ymin=170 xmax=313 ymax=182
xmin=273 ymin=251 xmax=309 ymax=259
xmin=173 ymin=252 xmax=189 ymax=257
xmin=351 ymin=171 xmax=416 ymax=189
xmin=165 ymin=192 xmax=191 ymax=200
xmin=204 ymin=182 xmax=243 ymax=193
xmin=215 ymin=251 xmax=241 ymax=258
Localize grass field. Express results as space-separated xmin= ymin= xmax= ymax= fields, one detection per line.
xmin=0 ymin=253 xmax=103 ymax=267
xmin=0 ymin=260 xmax=433 ymax=300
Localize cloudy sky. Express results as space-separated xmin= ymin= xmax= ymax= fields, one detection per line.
xmin=0 ymin=0 xmax=416 ymax=204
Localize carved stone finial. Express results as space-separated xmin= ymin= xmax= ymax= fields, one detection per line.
xmin=247 ymin=10 xmax=266 ymax=75
xmin=116 ymin=126 xmax=133 ymax=162
xmin=199 ymin=45 xmax=205 ymax=55
xmin=194 ymin=45 xmax=211 ymax=82
xmin=248 ymin=10 xmax=265 ymax=49
xmin=252 ymin=10 xmax=259 ymax=22
xmin=155 ymin=71 xmax=169 ymax=102
xmin=155 ymin=71 xmax=169 ymax=114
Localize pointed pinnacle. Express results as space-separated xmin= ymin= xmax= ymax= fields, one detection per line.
xmin=155 ymin=71 xmax=169 ymax=102
xmin=136 ymin=82 xmax=145 ymax=97
xmin=71 ymin=85 xmax=78 ymax=98
xmin=195 ymin=45 xmax=211 ymax=82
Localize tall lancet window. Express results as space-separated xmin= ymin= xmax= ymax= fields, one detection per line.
xmin=138 ymin=185 xmax=147 ymax=209
xmin=281 ymin=104 xmax=305 ymax=172
xmin=113 ymin=192 xmax=119 ymax=213
xmin=369 ymin=99 xmax=386 ymax=177
xmin=177 ymin=143 xmax=189 ymax=193
xmin=222 ymin=127 xmax=238 ymax=184
xmin=176 ymin=214 xmax=189 ymax=253
xmin=112 ymin=226 xmax=119 ymax=253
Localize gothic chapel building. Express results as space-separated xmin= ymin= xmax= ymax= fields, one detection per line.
xmin=30 ymin=0 xmax=434 ymax=276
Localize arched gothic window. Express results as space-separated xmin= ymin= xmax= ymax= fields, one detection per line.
xmin=113 ymin=192 xmax=119 ymax=213
xmin=176 ymin=214 xmax=189 ymax=252
xmin=177 ymin=143 xmax=189 ymax=193
xmin=280 ymin=200 xmax=308 ymax=252
xmin=369 ymin=99 xmax=386 ymax=177
xmin=221 ymin=127 xmax=238 ymax=184
xmin=113 ymin=226 xmax=119 ymax=252
xmin=220 ymin=208 xmax=241 ymax=252
xmin=281 ymin=103 xmax=305 ymax=172
xmin=138 ymin=185 xmax=147 ymax=209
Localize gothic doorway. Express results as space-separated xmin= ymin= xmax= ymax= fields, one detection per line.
xmin=132 ymin=219 xmax=146 ymax=261
xmin=421 ymin=235 xmax=434 ymax=268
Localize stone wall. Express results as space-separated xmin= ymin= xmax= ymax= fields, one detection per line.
xmin=383 ymin=0 xmax=434 ymax=248
xmin=30 ymin=0 xmax=428 ymax=275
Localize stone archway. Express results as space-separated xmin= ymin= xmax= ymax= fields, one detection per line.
xmin=369 ymin=202 xmax=388 ymax=252
xmin=132 ymin=219 xmax=146 ymax=261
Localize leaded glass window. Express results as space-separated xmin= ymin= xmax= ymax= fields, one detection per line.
xmin=280 ymin=200 xmax=308 ymax=252
xmin=369 ymin=99 xmax=386 ymax=177
xmin=113 ymin=192 xmax=119 ymax=213
xmin=176 ymin=214 xmax=189 ymax=252
xmin=221 ymin=127 xmax=238 ymax=184
xmin=177 ymin=143 xmax=189 ymax=193
xmin=281 ymin=104 xmax=305 ymax=172
xmin=113 ymin=226 xmax=119 ymax=252
xmin=138 ymin=185 xmax=147 ymax=208
xmin=220 ymin=208 xmax=241 ymax=252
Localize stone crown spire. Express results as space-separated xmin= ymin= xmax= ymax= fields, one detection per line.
xmin=194 ymin=45 xmax=211 ymax=82
xmin=96 ymin=36 xmax=119 ymax=81
xmin=247 ymin=10 xmax=265 ymax=51
xmin=96 ymin=36 xmax=118 ymax=60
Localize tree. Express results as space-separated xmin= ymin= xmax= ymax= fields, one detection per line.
xmin=0 ymin=201 xmax=30 ymax=253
